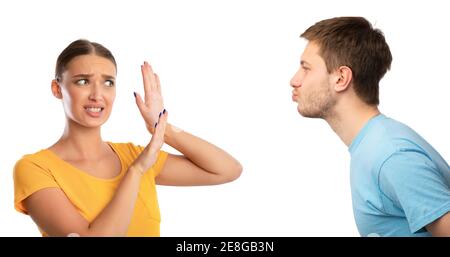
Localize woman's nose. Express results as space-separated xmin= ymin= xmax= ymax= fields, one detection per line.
xmin=88 ymin=83 xmax=102 ymax=101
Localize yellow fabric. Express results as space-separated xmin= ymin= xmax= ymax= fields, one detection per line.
xmin=13 ymin=142 xmax=168 ymax=237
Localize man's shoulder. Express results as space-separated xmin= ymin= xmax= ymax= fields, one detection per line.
xmin=351 ymin=116 xmax=429 ymax=174
xmin=364 ymin=115 xmax=424 ymax=153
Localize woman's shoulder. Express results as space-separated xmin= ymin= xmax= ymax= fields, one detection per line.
xmin=15 ymin=149 xmax=52 ymax=166
xmin=107 ymin=142 xmax=145 ymax=162
xmin=108 ymin=141 xmax=167 ymax=163
xmin=14 ymin=149 xmax=54 ymax=176
xmin=108 ymin=142 xmax=144 ymax=153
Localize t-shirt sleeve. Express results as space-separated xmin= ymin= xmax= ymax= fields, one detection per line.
xmin=152 ymin=149 xmax=168 ymax=177
xmin=132 ymin=144 xmax=169 ymax=178
xmin=13 ymin=157 xmax=60 ymax=215
xmin=379 ymin=150 xmax=450 ymax=234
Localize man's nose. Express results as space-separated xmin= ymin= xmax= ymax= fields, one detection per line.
xmin=290 ymin=71 xmax=302 ymax=88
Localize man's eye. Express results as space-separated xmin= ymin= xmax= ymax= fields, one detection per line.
xmin=105 ymin=80 xmax=115 ymax=87
xmin=76 ymin=79 xmax=88 ymax=85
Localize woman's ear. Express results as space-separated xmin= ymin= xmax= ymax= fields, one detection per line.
xmin=51 ymin=79 xmax=63 ymax=99
xmin=333 ymin=66 xmax=353 ymax=93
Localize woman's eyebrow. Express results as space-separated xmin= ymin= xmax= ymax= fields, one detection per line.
xmin=72 ymin=73 xmax=93 ymax=78
xmin=71 ymin=74 xmax=115 ymax=80
xmin=102 ymin=74 xmax=116 ymax=80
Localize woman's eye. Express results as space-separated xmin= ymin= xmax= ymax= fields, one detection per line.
xmin=76 ymin=79 xmax=88 ymax=86
xmin=105 ymin=80 xmax=115 ymax=87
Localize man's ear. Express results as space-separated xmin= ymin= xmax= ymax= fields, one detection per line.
xmin=51 ymin=79 xmax=63 ymax=99
xmin=333 ymin=66 xmax=353 ymax=93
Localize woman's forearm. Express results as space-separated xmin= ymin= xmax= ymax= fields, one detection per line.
xmin=164 ymin=123 xmax=242 ymax=175
xmin=85 ymin=147 xmax=156 ymax=236
xmin=85 ymin=166 xmax=143 ymax=236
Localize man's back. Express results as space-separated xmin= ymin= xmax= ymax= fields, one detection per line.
xmin=349 ymin=114 xmax=450 ymax=236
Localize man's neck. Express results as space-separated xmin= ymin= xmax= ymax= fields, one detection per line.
xmin=325 ymin=101 xmax=380 ymax=147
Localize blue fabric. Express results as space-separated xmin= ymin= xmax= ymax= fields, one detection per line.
xmin=348 ymin=114 xmax=450 ymax=236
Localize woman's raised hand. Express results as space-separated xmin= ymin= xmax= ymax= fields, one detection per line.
xmin=134 ymin=61 xmax=165 ymax=134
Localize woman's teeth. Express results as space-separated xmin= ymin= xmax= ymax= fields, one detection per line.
xmin=85 ymin=107 xmax=102 ymax=112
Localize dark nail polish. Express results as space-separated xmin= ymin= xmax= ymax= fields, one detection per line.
xmin=159 ymin=112 xmax=162 ymax=118
xmin=154 ymin=122 xmax=158 ymax=128
xmin=163 ymin=109 xmax=166 ymax=114
xmin=133 ymin=92 xmax=136 ymax=97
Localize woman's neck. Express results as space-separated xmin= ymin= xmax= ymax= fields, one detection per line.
xmin=52 ymin=119 xmax=106 ymax=161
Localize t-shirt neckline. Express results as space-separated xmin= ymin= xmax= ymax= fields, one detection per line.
xmin=42 ymin=141 xmax=125 ymax=182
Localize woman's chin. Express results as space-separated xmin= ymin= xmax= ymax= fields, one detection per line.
xmin=81 ymin=111 xmax=111 ymax=127
xmin=73 ymin=117 xmax=109 ymax=128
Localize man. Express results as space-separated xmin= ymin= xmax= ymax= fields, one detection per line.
xmin=290 ymin=16 xmax=450 ymax=236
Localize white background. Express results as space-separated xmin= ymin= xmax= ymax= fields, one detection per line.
xmin=0 ymin=0 xmax=448 ymax=236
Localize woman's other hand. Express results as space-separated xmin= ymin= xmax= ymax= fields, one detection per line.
xmin=131 ymin=109 xmax=168 ymax=175
xmin=134 ymin=61 xmax=165 ymax=134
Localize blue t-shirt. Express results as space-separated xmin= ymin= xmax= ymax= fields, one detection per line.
xmin=349 ymin=114 xmax=450 ymax=236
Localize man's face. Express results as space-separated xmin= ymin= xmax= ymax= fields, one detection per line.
xmin=290 ymin=41 xmax=337 ymax=119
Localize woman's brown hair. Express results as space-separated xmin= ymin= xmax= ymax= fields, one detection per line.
xmin=55 ymin=39 xmax=117 ymax=81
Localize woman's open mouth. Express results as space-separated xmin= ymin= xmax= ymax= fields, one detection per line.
xmin=84 ymin=106 xmax=104 ymax=117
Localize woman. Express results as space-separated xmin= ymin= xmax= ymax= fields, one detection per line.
xmin=13 ymin=39 xmax=242 ymax=236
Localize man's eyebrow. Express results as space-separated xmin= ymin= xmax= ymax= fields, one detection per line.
xmin=300 ymin=60 xmax=311 ymax=66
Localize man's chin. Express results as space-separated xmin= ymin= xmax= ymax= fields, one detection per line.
xmin=297 ymin=107 xmax=320 ymax=119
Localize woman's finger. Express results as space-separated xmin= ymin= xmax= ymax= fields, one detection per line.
xmin=155 ymin=73 xmax=162 ymax=94
xmin=154 ymin=109 xmax=168 ymax=134
xmin=141 ymin=64 xmax=151 ymax=99
xmin=144 ymin=61 xmax=157 ymax=90
xmin=149 ymin=110 xmax=168 ymax=150
xmin=134 ymin=92 xmax=147 ymax=118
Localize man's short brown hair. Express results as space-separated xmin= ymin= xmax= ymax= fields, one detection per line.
xmin=301 ymin=17 xmax=392 ymax=105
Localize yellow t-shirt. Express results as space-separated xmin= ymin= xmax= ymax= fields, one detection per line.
xmin=13 ymin=142 xmax=168 ymax=237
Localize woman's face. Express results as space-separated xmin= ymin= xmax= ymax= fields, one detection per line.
xmin=55 ymin=54 xmax=117 ymax=128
